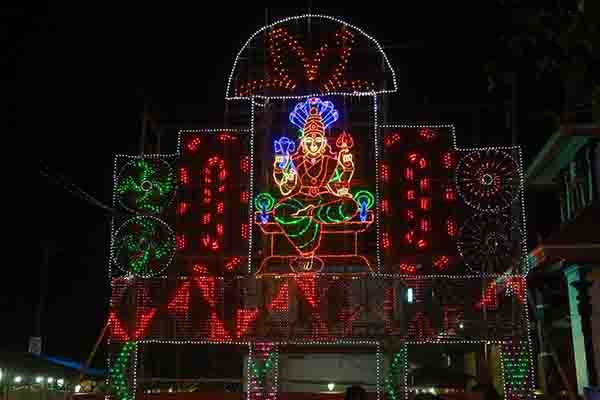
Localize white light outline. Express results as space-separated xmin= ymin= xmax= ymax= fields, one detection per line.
xmin=225 ymin=14 xmax=398 ymax=100
xmin=376 ymin=341 xmax=381 ymax=400
xmin=373 ymin=94 xmax=382 ymax=273
xmin=403 ymin=344 xmax=408 ymax=400
xmin=132 ymin=342 xmax=138 ymax=400
xmin=248 ymin=100 xmax=256 ymax=274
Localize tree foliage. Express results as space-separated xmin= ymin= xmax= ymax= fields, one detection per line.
xmin=485 ymin=0 xmax=598 ymax=121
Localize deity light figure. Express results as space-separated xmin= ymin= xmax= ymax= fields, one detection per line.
xmin=271 ymin=97 xmax=359 ymax=256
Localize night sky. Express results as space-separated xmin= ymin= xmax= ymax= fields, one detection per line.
xmin=6 ymin=3 xmax=570 ymax=368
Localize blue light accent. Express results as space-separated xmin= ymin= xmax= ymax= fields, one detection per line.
xmin=274 ymin=137 xmax=296 ymax=168
xmin=359 ymin=199 xmax=368 ymax=222
xmin=259 ymin=199 xmax=269 ymax=223
xmin=41 ymin=355 xmax=107 ymax=377
xmin=255 ymin=193 xmax=276 ymax=224
xmin=289 ymin=97 xmax=339 ymax=130
xmin=353 ymin=190 xmax=374 ymax=222
xmin=260 ymin=211 xmax=270 ymax=224
xmin=407 ymin=288 xmax=414 ymax=303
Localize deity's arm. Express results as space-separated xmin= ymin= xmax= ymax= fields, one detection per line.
xmin=326 ymin=154 xmax=354 ymax=196
xmin=336 ymin=150 xmax=355 ymax=185
xmin=273 ymin=158 xmax=297 ymax=196
xmin=336 ymin=164 xmax=354 ymax=186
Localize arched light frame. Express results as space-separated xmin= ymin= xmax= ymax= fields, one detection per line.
xmin=225 ymin=14 xmax=398 ymax=100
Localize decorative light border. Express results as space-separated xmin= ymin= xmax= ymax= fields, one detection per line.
xmin=132 ymin=342 xmax=138 ymax=400
xmin=373 ymin=94 xmax=382 ymax=273
xmin=274 ymin=344 xmax=280 ymax=400
xmin=134 ymin=338 xmax=507 ymax=346
xmin=376 ymin=341 xmax=381 ymax=400
xmin=225 ymin=14 xmax=398 ymax=100
xmin=379 ymin=124 xmax=530 ymax=277
xmin=522 ymin=283 xmax=536 ymax=399
xmin=246 ymin=342 xmax=253 ymax=400
xmin=251 ymin=272 xmax=515 ymax=280
xmin=108 ymin=272 xmax=523 ymax=280
xmin=516 ymin=147 xmax=531 ymax=275
xmin=248 ymin=100 xmax=256 ymax=274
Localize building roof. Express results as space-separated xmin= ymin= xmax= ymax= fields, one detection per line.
xmin=526 ymin=124 xmax=599 ymax=187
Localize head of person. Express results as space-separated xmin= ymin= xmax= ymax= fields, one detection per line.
xmin=301 ymin=106 xmax=327 ymax=158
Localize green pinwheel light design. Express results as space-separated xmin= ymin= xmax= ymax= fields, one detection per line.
xmin=113 ymin=216 xmax=175 ymax=277
xmin=116 ymin=159 xmax=175 ymax=214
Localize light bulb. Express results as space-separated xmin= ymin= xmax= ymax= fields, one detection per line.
xmin=327 ymin=383 xmax=335 ymax=391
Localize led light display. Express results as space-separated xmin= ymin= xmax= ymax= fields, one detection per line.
xmin=107 ymin=14 xmax=533 ymax=400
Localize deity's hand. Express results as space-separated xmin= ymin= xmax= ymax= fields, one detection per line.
xmin=275 ymin=155 xmax=291 ymax=169
xmin=337 ymin=149 xmax=354 ymax=169
xmin=285 ymin=169 xmax=296 ymax=182
xmin=336 ymin=187 xmax=352 ymax=197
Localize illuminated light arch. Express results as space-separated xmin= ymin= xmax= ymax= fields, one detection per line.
xmin=225 ymin=14 xmax=398 ymax=99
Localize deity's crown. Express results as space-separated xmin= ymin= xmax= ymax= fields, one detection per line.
xmin=289 ymin=97 xmax=339 ymax=137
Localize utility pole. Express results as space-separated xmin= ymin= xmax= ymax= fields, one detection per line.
xmin=33 ymin=241 xmax=57 ymax=355
xmin=511 ymin=72 xmax=518 ymax=145
xmin=140 ymin=98 xmax=148 ymax=155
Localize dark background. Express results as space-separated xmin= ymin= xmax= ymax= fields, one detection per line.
xmin=3 ymin=2 xmax=591 ymax=368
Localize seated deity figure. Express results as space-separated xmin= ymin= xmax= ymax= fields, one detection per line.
xmin=271 ymin=97 xmax=359 ymax=257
